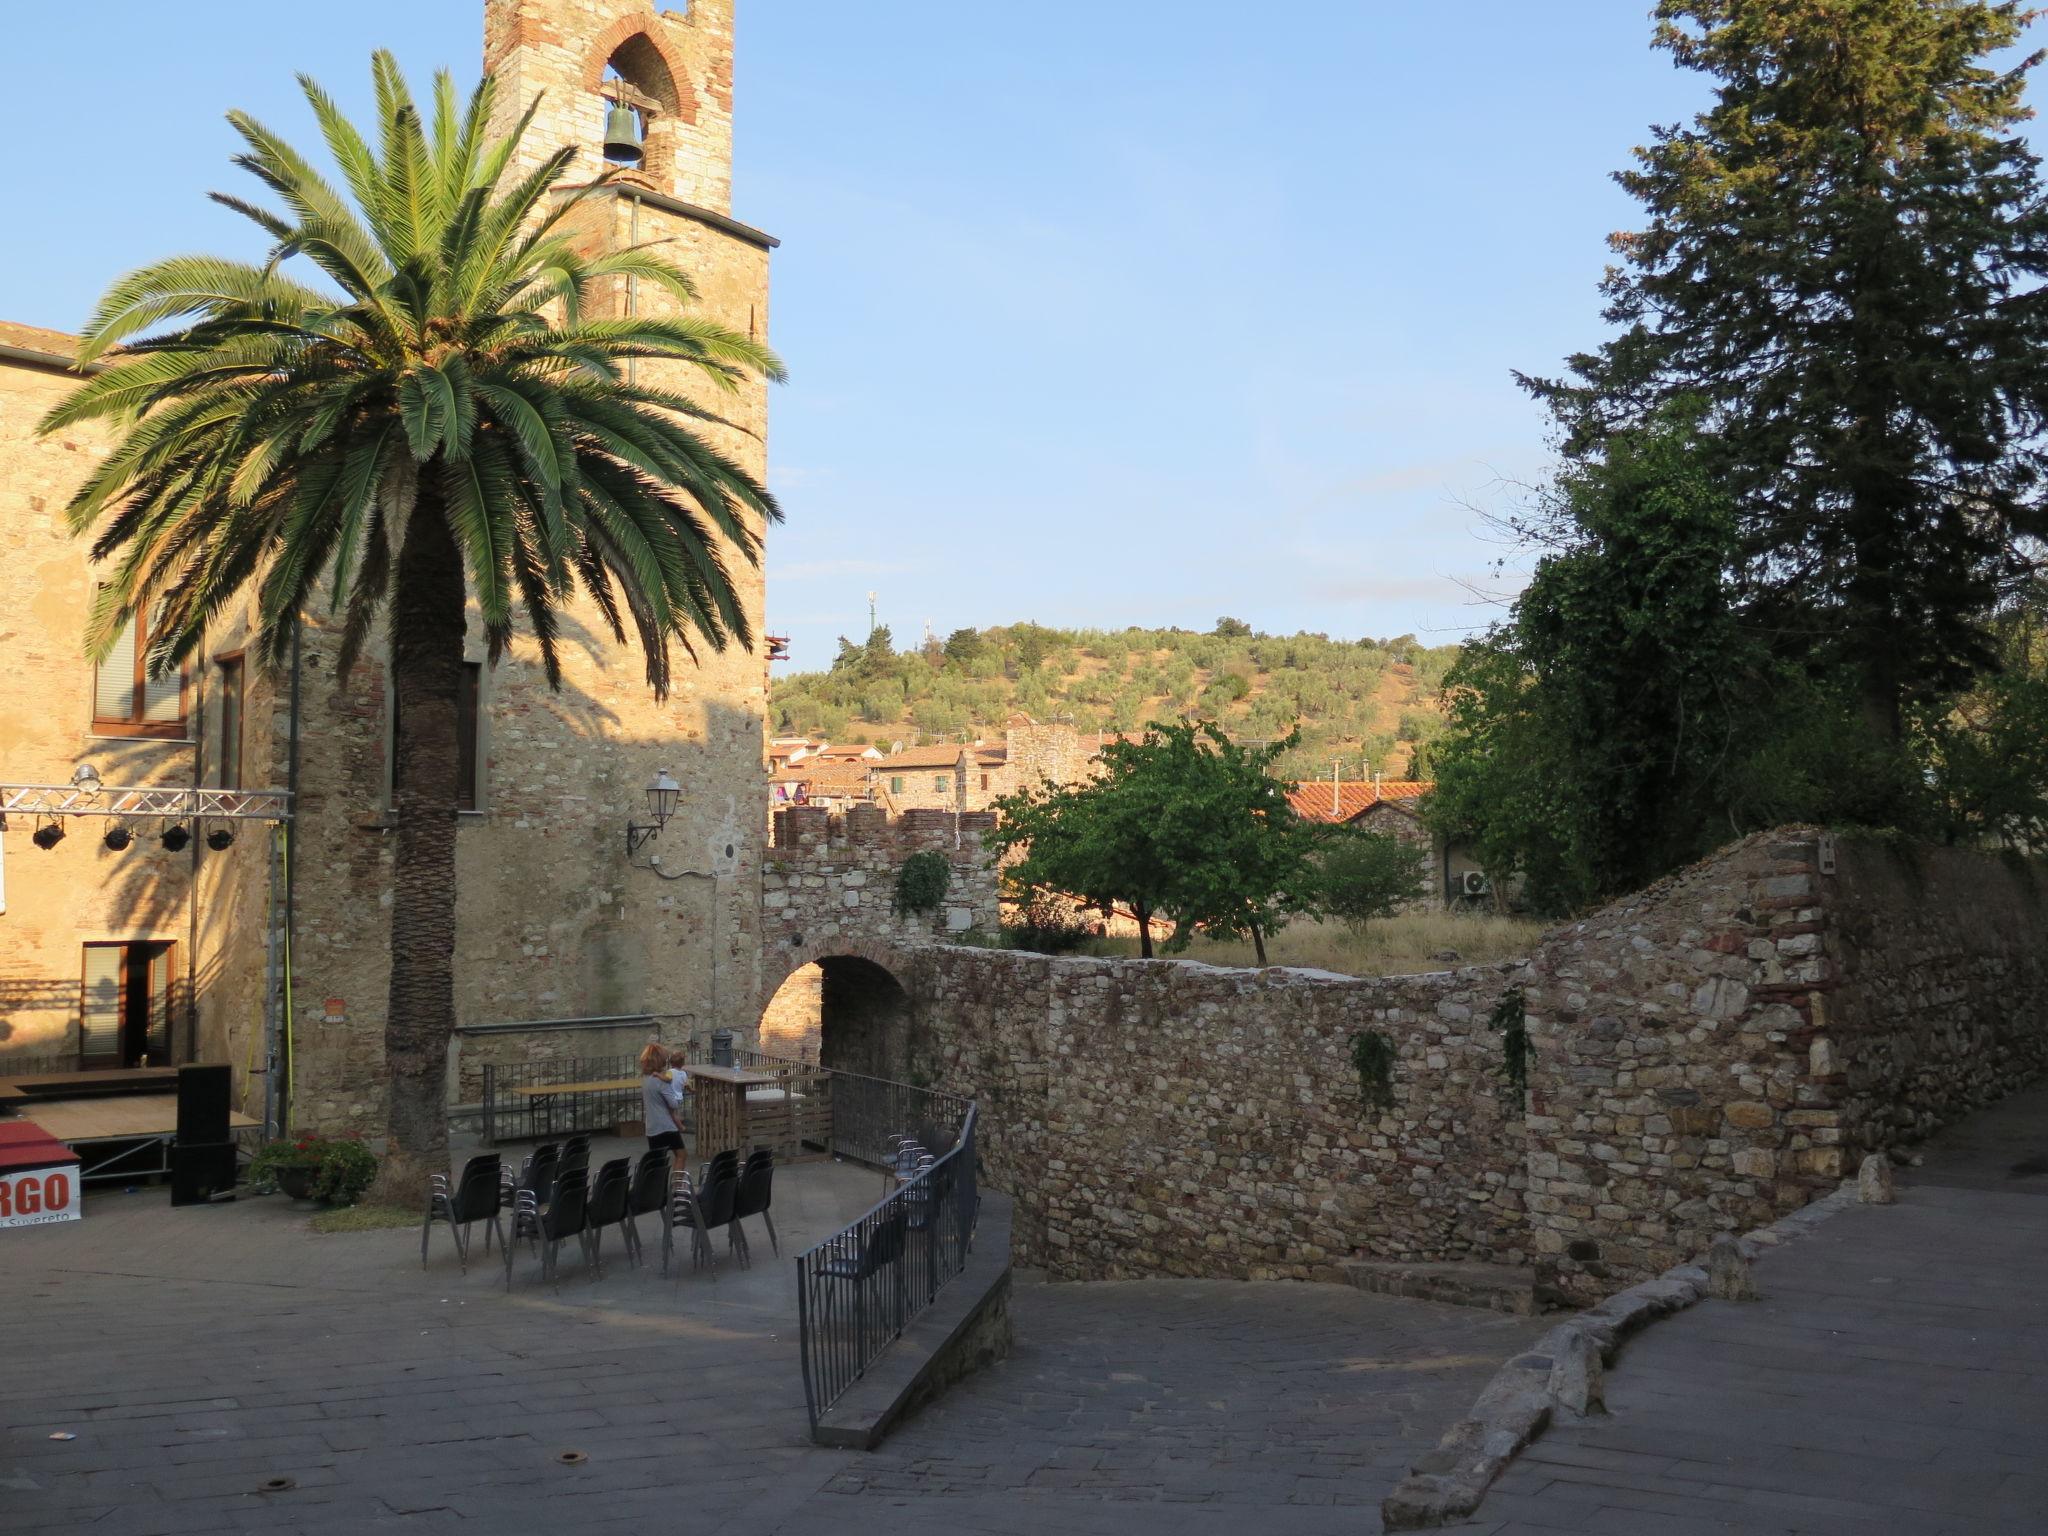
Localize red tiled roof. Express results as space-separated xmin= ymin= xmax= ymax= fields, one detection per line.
xmin=876 ymin=744 xmax=973 ymax=770
xmin=1284 ymin=780 xmax=1433 ymax=824
xmin=771 ymin=760 xmax=873 ymax=798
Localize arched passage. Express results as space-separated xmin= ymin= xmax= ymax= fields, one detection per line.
xmin=758 ymin=952 xmax=915 ymax=1081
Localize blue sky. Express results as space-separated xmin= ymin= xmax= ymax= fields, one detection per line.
xmin=5 ymin=4 xmax=1991 ymax=670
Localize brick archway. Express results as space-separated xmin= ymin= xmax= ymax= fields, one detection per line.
xmin=580 ymin=13 xmax=701 ymax=123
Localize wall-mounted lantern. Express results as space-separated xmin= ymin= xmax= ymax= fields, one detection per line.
xmin=626 ymin=769 xmax=681 ymax=855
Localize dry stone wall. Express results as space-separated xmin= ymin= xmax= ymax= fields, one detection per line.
xmin=1521 ymin=829 xmax=2048 ymax=1304
xmin=890 ymin=948 xmax=1530 ymax=1281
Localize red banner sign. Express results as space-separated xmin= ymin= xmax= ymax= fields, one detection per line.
xmin=0 ymin=1168 xmax=79 ymax=1228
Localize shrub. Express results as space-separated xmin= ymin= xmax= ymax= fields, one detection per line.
xmin=894 ymin=849 xmax=952 ymax=915
xmin=248 ymin=1133 xmax=380 ymax=1206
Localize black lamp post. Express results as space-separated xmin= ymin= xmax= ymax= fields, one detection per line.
xmin=626 ymin=769 xmax=681 ymax=855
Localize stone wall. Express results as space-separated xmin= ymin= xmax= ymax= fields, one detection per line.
xmin=1521 ymin=829 xmax=2048 ymax=1303
xmin=758 ymin=807 xmax=1001 ymax=1034
xmin=887 ymin=947 xmax=1529 ymax=1282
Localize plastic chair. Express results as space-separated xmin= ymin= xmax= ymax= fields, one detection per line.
xmin=539 ymin=1168 xmax=590 ymax=1286
xmin=584 ymin=1158 xmax=632 ymax=1276
xmin=731 ymin=1148 xmax=779 ymax=1257
xmin=622 ymin=1150 xmax=671 ymax=1268
xmin=422 ymin=1154 xmax=504 ymax=1272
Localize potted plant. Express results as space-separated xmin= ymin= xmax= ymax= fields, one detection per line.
xmin=248 ymin=1134 xmax=379 ymax=1206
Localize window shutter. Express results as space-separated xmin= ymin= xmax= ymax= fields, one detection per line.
xmin=141 ymin=664 xmax=183 ymax=724
xmin=144 ymin=947 xmax=174 ymax=1064
xmin=95 ymin=617 xmax=138 ymax=721
xmin=81 ymin=948 xmax=124 ymax=1062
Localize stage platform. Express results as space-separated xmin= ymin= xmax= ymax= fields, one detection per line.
xmin=9 ymin=1095 xmax=258 ymax=1183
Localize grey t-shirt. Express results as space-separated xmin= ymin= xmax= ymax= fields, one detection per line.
xmin=642 ymin=1074 xmax=680 ymax=1136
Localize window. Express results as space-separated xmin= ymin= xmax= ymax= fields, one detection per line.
xmin=93 ymin=606 xmax=186 ymax=737
xmin=934 ymin=776 xmax=951 ymax=793
xmin=80 ymin=942 xmax=175 ymax=1069
xmin=390 ymin=662 xmax=484 ymax=812
xmin=980 ymin=773 xmax=990 ymax=792
xmin=889 ymin=776 xmax=905 ymax=795
xmin=216 ymin=654 xmax=245 ymax=790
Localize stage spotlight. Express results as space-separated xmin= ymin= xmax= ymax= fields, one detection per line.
xmin=103 ymin=826 xmax=132 ymax=851
xmin=160 ymin=825 xmax=192 ymax=853
xmin=206 ymin=828 xmax=235 ymax=851
xmin=32 ymin=821 xmax=65 ymax=850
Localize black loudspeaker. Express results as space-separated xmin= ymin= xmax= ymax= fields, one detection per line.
xmin=171 ymin=1141 xmax=238 ymax=1206
xmin=176 ymin=1064 xmax=232 ymax=1144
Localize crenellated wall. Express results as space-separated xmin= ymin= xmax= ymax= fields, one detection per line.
xmin=758 ymin=807 xmax=1001 ymax=1028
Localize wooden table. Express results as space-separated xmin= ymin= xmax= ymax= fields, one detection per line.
xmin=511 ymin=1078 xmax=638 ymax=1138
xmin=682 ymin=1064 xmax=777 ymax=1160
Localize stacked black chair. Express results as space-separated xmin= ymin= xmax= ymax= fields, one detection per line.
xmin=732 ymin=1148 xmax=779 ymax=1258
xmin=584 ymin=1158 xmax=633 ymax=1275
xmin=667 ymin=1161 xmax=738 ymax=1277
xmin=622 ymin=1150 xmax=671 ymax=1268
xmin=540 ymin=1168 xmax=590 ymax=1285
xmin=422 ymin=1153 xmax=506 ymax=1272
xmin=817 ymin=1205 xmax=909 ymax=1334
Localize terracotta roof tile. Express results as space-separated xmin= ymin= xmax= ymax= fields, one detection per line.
xmin=1284 ymin=780 xmax=1433 ymax=824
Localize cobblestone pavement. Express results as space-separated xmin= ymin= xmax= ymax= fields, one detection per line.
xmin=0 ymin=1139 xmax=1543 ymax=1536
xmin=1436 ymin=1087 xmax=2048 ymax=1536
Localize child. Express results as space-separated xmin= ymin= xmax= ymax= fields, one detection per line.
xmin=664 ymin=1049 xmax=692 ymax=1134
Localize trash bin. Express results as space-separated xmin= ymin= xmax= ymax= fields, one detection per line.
xmin=710 ymin=1029 xmax=735 ymax=1068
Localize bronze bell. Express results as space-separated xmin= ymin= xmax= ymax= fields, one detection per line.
xmin=603 ymin=100 xmax=644 ymax=166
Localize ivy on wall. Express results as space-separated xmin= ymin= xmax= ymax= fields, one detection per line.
xmin=1490 ymin=986 xmax=1530 ymax=1100
xmin=893 ymin=849 xmax=952 ymax=916
xmin=1350 ymin=1029 xmax=1396 ymax=1113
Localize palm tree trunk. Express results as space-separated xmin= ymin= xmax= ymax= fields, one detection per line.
xmin=379 ymin=485 xmax=466 ymax=1200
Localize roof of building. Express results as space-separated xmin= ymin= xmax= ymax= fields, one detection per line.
xmin=770 ymin=760 xmax=874 ymax=798
xmin=876 ymin=744 xmax=973 ymax=770
xmin=1284 ymin=779 xmax=1433 ymax=825
xmin=0 ymin=320 xmax=81 ymax=360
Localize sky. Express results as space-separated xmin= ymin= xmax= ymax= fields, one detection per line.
xmin=0 ymin=4 xmax=1805 ymax=669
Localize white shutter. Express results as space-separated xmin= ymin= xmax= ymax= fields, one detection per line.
xmin=81 ymin=948 xmax=124 ymax=1062
xmin=143 ymin=947 xmax=173 ymax=1064
xmin=95 ymin=616 xmax=138 ymax=721
xmin=141 ymin=660 xmax=183 ymax=725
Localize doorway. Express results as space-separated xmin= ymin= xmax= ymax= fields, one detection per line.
xmin=79 ymin=942 xmax=175 ymax=1069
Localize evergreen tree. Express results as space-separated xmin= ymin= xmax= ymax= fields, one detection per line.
xmin=1526 ymin=0 xmax=2048 ymax=744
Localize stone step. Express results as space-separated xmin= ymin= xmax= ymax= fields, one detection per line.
xmin=1337 ymin=1259 xmax=1539 ymax=1316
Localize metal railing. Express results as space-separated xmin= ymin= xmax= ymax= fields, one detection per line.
xmin=480 ymin=1053 xmax=646 ymax=1146
xmin=796 ymin=1097 xmax=979 ymax=1434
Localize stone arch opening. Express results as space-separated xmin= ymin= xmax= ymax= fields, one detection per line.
xmin=759 ymin=954 xmax=914 ymax=1081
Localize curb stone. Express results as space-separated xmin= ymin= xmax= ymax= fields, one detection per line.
xmin=1380 ymin=1182 xmax=1861 ymax=1530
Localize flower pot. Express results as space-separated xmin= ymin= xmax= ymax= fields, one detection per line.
xmin=275 ymin=1165 xmax=321 ymax=1202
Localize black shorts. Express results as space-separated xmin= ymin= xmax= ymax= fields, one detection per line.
xmin=647 ymin=1130 xmax=683 ymax=1152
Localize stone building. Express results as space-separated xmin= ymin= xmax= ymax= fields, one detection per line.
xmin=1283 ymin=776 xmax=1487 ymax=907
xmin=0 ymin=0 xmax=780 ymax=1139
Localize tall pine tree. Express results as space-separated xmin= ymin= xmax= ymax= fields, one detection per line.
xmin=1526 ymin=0 xmax=2048 ymax=742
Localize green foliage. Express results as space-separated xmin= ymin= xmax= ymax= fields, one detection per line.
xmin=893 ymin=849 xmax=952 ymax=915
xmin=1318 ymin=829 xmax=1428 ymax=932
xmin=1527 ymin=0 xmax=2048 ymax=748
xmin=1349 ymin=1030 xmax=1396 ymax=1113
xmin=1489 ymin=987 xmax=1530 ymax=1101
xmin=45 ymin=52 xmax=782 ymax=686
xmin=771 ymin=621 xmax=1461 ymax=776
xmin=249 ymin=1134 xmax=379 ymax=1206
xmin=1213 ymin=616 xmax=1253 ymax=638
xmin=989 ymin=718 xmax=1333 ymax=962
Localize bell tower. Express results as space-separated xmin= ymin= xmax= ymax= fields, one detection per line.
xmin=483 ymin=0 xmax=739 ymax=211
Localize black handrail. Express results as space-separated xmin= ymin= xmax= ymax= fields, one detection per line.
xmin=795 ymin=1098 xmax=979 ymax=1432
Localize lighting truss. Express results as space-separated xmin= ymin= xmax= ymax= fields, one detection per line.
xmin=0 ymin=785 xmax=292 ymax=822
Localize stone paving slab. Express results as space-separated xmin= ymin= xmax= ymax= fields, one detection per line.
xmin=0 ymin=1140 xmax=1544 ymax=1534
xmin=1439 ymin=1087 xmax=2048 ymax=1536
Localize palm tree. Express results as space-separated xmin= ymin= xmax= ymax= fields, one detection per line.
xmin=42 ymin=54 xmax=784 ymax=1194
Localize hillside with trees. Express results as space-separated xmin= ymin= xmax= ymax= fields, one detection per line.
xmin=768 ymin=619 xmax=1463 ymax=780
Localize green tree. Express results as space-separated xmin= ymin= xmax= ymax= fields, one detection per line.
xmin=1318 ymin=830 xmax=1429 ymax=932
xmin=1527 ymin=0 xmax=2048 ymax=752
xmin=1213 ymin=615 xmax=1253 ymax=638
xmin=43 ymin=57 xmax=781 ymax=1187
xmin=990 ymin=720 xmax=1327 ymax=963
xmin=1427 ymin=413 xmax=1774 ymax=910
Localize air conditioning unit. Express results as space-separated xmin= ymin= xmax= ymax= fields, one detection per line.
xmin=1461 ymin=870 xmax=1491 ymax=898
